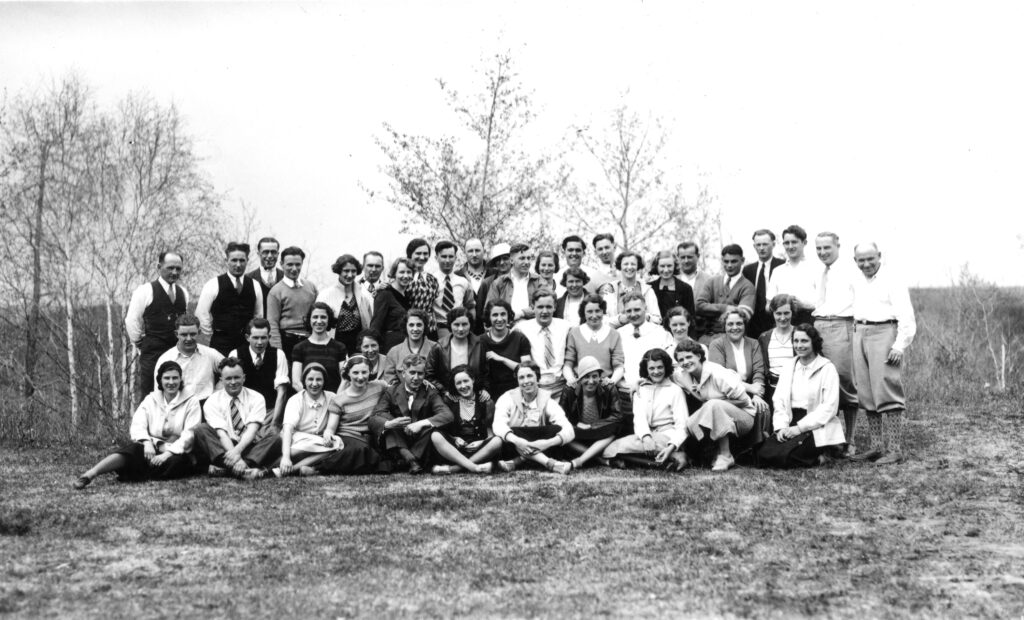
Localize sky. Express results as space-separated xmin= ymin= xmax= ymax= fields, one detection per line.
xmin=2 ymin=1 xmax=1022 ymax=288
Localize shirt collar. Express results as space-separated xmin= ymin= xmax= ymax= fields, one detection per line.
xmin=283 ymin=276 xmax=303 ymax=288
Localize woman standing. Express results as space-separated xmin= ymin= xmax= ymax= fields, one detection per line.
xmin=563 ymin=294 xmax=625 ymax=390
xmin=73 ymin=361 xmax=200 ymax=489
xmin=321 ymin=356 xmax=390 ymax=475
xmin=534 ymin=250 xmax=563 ymax=296
xmin=277 ymin=363 xmax=340 ymax=477
xmin=492 ymin=362 xmax=575 ymax=474
xmin=370 ymin=257 xmax=415 ymax=352
xmin=598 ymin=251 xmax=661 ymax=326
xmin=673 ymin=339 xmax=756 ymax=473
xmin=404 ymin=238 xmax=440 ymax=335
xmin=649 ymin=250 xmax=695 ymax=324
xmin=481 ymin=300 xmax=533 ymax=399
xmin=291 ymin=302 xmax=347 ymax=393
xmin=760 ymin=324 xmax=845 ymax=467
xmin=555 ymin=268 xmax=589 ymax=327
xmin=664 ymin=306 xmax=699 ymax=351
xmin=430 ymin=366 xmax=503 ymax=474
xmin=317 ymin=254 xmax=374 ymax=354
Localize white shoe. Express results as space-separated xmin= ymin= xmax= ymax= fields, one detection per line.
xmin=432 ymin=465 xmax=457 ymax=475
xmin=711 ymin=454 xmax=735 ymax=472
xmin=475 ymin=462 xmax=493 ymax=474
xmin=550 ymin=460 xmax=573 ymax=475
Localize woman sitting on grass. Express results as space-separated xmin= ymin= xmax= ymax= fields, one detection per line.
xmin=492 ymin=361 xmax=575 ymax=474
xmin=672 ymin=339 xmax=756 ymax=473
xmin=320 ymin=356 xmax=390 ymax=475
xmin=74 ymin=361 xmax=201 ymax=489
xmin=602 ymin=348 xmax=689 ymax=470
xmin=760 ymin=324 xmax=845 ymax=467
xmin=430 ymin=365 xmax=502 ymax=474
xmin=276 ymin=363 xmax=341 ymax=477
xmin=558 ymin=355 xmax=624 ymax=470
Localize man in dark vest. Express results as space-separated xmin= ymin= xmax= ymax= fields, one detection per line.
xmin=126 ymin=251 xmax=188 ymax=395
xmin=248 ymin=237 xmax=284 ymax=310
xmin=228 ymin=318 xmax=289 ymax=430
xmin=196 ymin=242 xmax=262 ymax=356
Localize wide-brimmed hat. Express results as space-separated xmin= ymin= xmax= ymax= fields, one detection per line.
xmin=489 ymin=242 xmax=511 ymax=261
xmin=575 ymin=356 xmax=603 ymax=379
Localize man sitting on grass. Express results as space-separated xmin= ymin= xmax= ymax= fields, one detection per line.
xmin=190 ymin=357 xmax=282 ymax=480
xmin=369 ymin=354 xmax=453 ymax=474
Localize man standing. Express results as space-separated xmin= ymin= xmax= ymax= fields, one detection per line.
xmin=154 ymin=314 xmax=224 ymax=402
xmin=432 ymin=240 xmax=476 ymax=340
xmin=556 ymin=235 xmax=594 ymax=292
xmin=742 ymin=229 xmax=785 ymax=338
xmin=248 ymin=237 xmax=283 ymax=310
xmin=196 ymin=242 xmax=263 ymax=356
xmin=516 ymin=289 xmax=571 ymax=401
xmin=369 ymin=354 xmax=454 ymax=474
xmin=228 ymin=318 xmax=289 ymax=430
xmin=125 ymin=251 xmax=188 ymax=395
xmin=267 ymin=246 xmax=318 ymax=360
xmin=474 ymin=243 xmax=512 ymax=334
xmin=850 ymin=242 xmax=916 ymax=465
xmin=589 ymin=233 xmax=618 ymax=290
xmin=676 ymin=242 xmax=711 ymax=303
xmin=695 ymin=244 xmax=756 ymax=344
xmin=766 ymin=225 xmax=819 ymax=325
xmin=359 ymin=251 xmax=386 ymax=297
xmin=811 ymin=232 xmax=861 ymax=456
xmin=190 ymin=357 xmax=282 ymax=479
xmin=487 ymin=243 xmax=541 ymax=322
xmin=455 ymin=238 xmax=488 ymax=295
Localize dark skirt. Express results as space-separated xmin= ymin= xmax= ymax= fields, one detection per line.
xmin=499 ymin=425 xmax=562 ymax=460
xmin=112 ymin=442 xmax=197 ymax=482
xmin=318 ymin=435 xmax=389 ymax=475
xmin=573 ymin=422 xmax=621 ymax=443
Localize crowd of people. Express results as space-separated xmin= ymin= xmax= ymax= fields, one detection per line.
xmin=74 ymin=226 xmax=917 ymax=488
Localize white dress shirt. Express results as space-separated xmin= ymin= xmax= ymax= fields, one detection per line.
xmin=154 ymin=344 xmax=224 ymax=400
xmin=125 ymin=277 xmax=189 ymax=344
xmin=228 ymin=347 xmax=290 ymax=389
xmin=766 ymin=258 xmax=821 ymax=311
xmin=852 ymin=264 xmax=917 ymax=352
xmin=203 ymin=387 xmax=267 ymax=441
xmin=812 ymin=261 xmax=856 ymax=318
xmin=516 ymin=317 xmax=571 ymax=387
xmin=617 ymin=321 xmax=675 ymax=390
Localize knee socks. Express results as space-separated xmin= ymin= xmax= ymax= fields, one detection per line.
xmin=866 ymin=411 xmax=884 ymax=451
xmin=884 ymin=410 xmax=905 ymax=453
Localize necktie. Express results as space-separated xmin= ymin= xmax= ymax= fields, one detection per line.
xmin=168 ymin=284 xmax=176 ymax=304
xmin=255 ymin=352 xmax=264 ymax=369
xmin=820 ymin=265 xmax=830 ymax=307
xmin=633 ymin=326 xmax=641 ymax=339
xmin=230 ymin=397 xmax=242 ymax=432
xmin=442 ymin=275 xmax=455 ymax=313
xmin=755 ymin=262 xmax=766 ymax=310
xmin=367 ymin=281 xmax=376 ymax=296
xmin=543 ymin=326 xmax=555 ymax=368
xmin=235 ymin=277 xmax=243 ymax=294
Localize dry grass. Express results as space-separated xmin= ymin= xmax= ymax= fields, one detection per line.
xmin=2 ymin=396 xmax=1023 ymax=619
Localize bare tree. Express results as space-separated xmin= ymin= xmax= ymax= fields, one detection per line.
xmin=376 ymin=53 xmax=561 ymax=248
xmin=563 ymin=105 xmax=718 ymax=258
xmin=0 ymin=76 xmax=232 ymax=439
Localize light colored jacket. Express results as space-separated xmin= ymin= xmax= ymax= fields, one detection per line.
xmin=130 ymin=391 xmax=202 ymax=454
xmin=772 ymin=355 xmax=845 ymax=447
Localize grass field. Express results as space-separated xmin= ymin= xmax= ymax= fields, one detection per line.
xmin=2 ymin=394 xmax=1022 ymax=619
